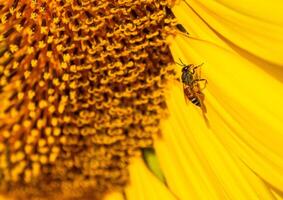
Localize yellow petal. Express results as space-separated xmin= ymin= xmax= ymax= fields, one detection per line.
xmin=155 ymin=1 xmax=283 ymax=199
xmin=125 ymin=157 xmax=177 ymax=200
xmin=271 ymin=188 xmax=283 ymax=200
xmin=208 ymin=0 xmax=283 ymax=25
xmin=172 ymin=31 xmax=283 ymax=182
xmin=156 ymin=81 xmax=277 ymax=199
xmin=173 ymin=0 xmax=283 ymax=66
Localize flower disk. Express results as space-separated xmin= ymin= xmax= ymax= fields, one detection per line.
xmin=0 ymin=0 xmax=176 ymax=199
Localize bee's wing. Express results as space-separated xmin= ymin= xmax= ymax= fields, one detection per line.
xmin=192 ymin=84 xmax=206 ymax=113
xmin=196 ymin=91 xmax=207 ymax=113
xmin=195 ymin=90 xmax=210 ymax=127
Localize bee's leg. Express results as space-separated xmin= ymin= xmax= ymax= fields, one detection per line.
xmin=192 ymin=78 xmax=207 ymax=83
xmin=192 ymin=79 xmax=208 ymax=90
xmin=191 ymin=63 xmax=204 ymax=74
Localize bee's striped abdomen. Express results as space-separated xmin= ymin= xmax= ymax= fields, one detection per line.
xmin=184 ymin=86 xmax=201 ymax=107
xmin=189 ymin=96 xmax=201 ymax=106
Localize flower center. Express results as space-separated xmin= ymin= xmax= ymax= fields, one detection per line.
xmin=0 ymin=0 xmax=176 ymax=199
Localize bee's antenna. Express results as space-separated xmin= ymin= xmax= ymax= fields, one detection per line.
xmin=175 ymin=58 xmax=186 ymax=67
xmin=175 ymin=61 xmax=183 ymax=67
xmin=196 ymin=62 xmax=204 ymax=67
xmin=179 ymin=58 xmax=185 ymax=66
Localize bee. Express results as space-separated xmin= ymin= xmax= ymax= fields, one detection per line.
xmin=176 ymin=59 xmax=208 ymax=113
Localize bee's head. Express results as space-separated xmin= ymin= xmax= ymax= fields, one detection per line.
xmin=182 ymin=66 xmax=189 ymax=73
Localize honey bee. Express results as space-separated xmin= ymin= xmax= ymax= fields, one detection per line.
xmin=176 ymin=59 xmax=208 ymax=113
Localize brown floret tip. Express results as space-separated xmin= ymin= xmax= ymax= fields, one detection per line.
xmin=0 ymin=0 xmax=177 ymax=199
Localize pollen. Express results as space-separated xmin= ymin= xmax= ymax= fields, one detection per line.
xmin=0 ymin=0 xmax=176 ymax=199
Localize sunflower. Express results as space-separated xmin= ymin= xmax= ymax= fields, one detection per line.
xmin=0 ymin=0 xmax=283 ymax=200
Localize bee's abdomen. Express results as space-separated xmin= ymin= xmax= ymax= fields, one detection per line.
xmin=189 ymin=97 xmax=201 ymax=106
xmin=184 ymin=87 xmax=201 ymax=107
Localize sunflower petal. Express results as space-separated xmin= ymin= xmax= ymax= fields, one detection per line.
xmin=172 ymin=32 xmax=283 ymax=182
xmin=155 ymin=1 xmax=283 ymax=198
xmin=125 ymin=157 xmax=177 ymax=200
xmin=173 ymin=0 xmax=283 ymax=65
xmin=156 ymin=80 xmax=279 ymax=199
